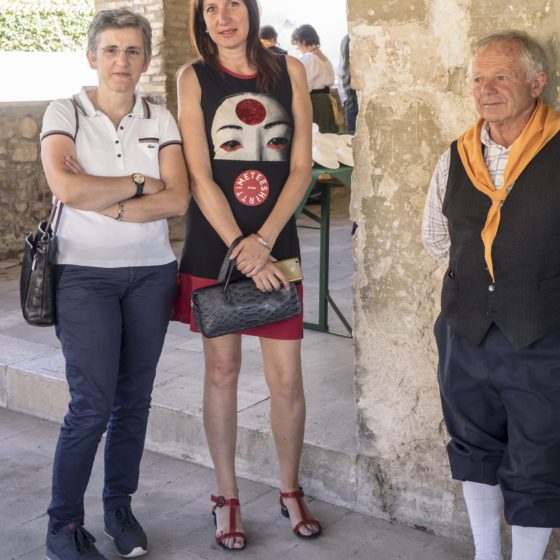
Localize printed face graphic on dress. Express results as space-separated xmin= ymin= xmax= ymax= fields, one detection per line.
xmin=211 ymin=93 xmax=292 ymax=162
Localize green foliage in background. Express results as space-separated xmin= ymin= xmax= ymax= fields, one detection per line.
xmin=0 ymin=1 xmax=94 ymax=52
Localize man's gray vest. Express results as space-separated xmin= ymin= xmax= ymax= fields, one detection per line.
xmin=441 ymin=134 xmax=560 ymax=349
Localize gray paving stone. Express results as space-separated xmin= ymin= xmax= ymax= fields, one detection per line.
xmin=0 ymin=334 xmax=55 ymax=367
xmin=6 ymin=366 xmax=67 ymax=421
xmin=0 ymin=409 xmax=473 ymax=560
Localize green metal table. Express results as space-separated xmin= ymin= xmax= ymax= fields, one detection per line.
xmin=297 ymin=164 xmax=353 ymax=337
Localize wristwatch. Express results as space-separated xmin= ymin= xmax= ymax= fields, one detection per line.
xmin=131 ymin=173 xmax=145 ymax=197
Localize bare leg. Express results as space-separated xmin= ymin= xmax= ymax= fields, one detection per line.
xmin=260 ymin=337 xmax=320 ymax=536
xmin=202 ymin=334 xmax=245 ymax=549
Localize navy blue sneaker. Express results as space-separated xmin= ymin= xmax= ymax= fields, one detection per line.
xmin=104 ymin=506 xmax=148 ymax=558
xmin=46 ymin=523 xmax=107 ymax=560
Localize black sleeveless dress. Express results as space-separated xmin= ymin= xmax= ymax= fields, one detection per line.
xmin=174 ymin=57 xmax=303 ymax=339
xmin=179 ymin=57 xmax=300 ymax=277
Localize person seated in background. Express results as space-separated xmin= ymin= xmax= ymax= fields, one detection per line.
xmin=291 ymin=24 xmax=337 ymax=132
xmin=260 ymin=24 xmax=287 ymax=55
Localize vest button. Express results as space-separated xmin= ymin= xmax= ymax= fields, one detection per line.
xmin=488 ymin=284 xmax=495 ymax=292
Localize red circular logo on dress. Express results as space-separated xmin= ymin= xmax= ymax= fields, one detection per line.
xmin=234 ymin=170 xmax=270 ymax=206
xmin=235 ymin=99 xmax=266 ymax=125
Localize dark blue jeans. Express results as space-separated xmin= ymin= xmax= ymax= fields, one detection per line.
xmin=48 ymin=261 xmax=177 ymax=532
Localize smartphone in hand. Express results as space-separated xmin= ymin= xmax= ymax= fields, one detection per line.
xmin=274 ymin=258 xmax=303 ymax=282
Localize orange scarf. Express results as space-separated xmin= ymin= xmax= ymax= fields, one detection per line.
xmin=457 ymin=98 xmax=560 ymax=281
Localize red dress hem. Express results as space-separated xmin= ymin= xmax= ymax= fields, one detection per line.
xmin=171 ymin=273 xmax=304 ymax=340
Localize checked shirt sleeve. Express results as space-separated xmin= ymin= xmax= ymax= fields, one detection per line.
xmin=421 ymin=147 xmax=451 ymax=263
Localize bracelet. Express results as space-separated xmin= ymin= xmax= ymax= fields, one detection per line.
xmin=115 ymin=201 xmax=125 ymax=221
xmin=254 ymin=232 xmax=270 ymax=251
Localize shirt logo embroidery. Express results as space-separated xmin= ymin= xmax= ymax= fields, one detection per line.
xmin=234 ymin=170 xmax=270 ymax=207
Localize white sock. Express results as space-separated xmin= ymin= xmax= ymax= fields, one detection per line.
xmin=511 ymin=526 xmax=552 ymax=560
xmin=463 ymin=481 xmax=504 ymax=560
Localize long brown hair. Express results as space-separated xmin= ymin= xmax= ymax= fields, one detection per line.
xmin=190 ymin=0 xmax=282 ymax=92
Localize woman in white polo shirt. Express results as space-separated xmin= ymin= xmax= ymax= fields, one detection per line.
xmin=39 ymin=9 xmax=188 ymax=560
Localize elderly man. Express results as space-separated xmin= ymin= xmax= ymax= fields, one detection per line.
xmin=422 ymin=30 xmax=560 ymax=560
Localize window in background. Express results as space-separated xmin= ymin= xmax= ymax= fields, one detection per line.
xmin=0 ymin=0 xmax=96 ymax=102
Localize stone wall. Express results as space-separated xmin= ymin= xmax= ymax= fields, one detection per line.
xmin=0 ymin=102 xmax=49 ymax=258
xmin=349 ymin=0 xmax=560 ymax=553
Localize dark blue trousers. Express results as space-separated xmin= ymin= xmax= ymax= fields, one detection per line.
xmin=48 ymin=262 xmax=177 ymax=532
xmin=435 ymin=315 xmax=560 ymax=527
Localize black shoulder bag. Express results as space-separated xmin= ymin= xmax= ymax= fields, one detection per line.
xmin=20 ymin=97 xmax=78 ymax=326
xmin=20 ymin=201 xmax=63 ymax=326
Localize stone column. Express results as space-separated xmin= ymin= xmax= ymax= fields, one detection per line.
xmin=348 ymin=0 xmax=560 ymax=552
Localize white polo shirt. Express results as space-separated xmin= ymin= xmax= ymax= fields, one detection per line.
xmin=41 ymin=86 xmax=181 ymax=267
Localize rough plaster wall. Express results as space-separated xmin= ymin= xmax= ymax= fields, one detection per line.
xmin=349 ymin=0 xmax=560 ymax=551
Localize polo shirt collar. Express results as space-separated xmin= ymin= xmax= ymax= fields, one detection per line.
xmin=75 ymin=86 xmax=151 ymax=119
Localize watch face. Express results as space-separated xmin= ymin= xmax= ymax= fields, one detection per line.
xmin=133 ymin=173 xmax=144 ymax=184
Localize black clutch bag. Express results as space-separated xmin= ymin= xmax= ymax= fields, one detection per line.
xmin=191 ymin=237 xmax=301 ymax=338
xmin=20 ymin=201 xmax=63 ymax=326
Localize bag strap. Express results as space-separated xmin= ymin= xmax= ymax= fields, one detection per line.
xmin=216 ymin=235 xmax=245 ymax=288
xmin=70 ymin=96 xmax=80 ymax=140
xmin=39 ymin=96 xmax=81 ymax=239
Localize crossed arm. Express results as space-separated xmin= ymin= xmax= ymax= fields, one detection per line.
xmin=40 ymin=135 xmax=189 ymax=222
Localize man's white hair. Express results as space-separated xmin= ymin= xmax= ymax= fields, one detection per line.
xmin=473 ymin=30 xmax=548 ymax=81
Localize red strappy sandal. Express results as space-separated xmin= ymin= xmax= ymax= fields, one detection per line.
xmin=279 ymin=487 xmax=322 ymax=539
xmin=211 ymin=495 xmax=246 ymax=551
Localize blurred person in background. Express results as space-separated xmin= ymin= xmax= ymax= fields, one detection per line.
xmin=260 ymin=24 xmax=287 ymax=55
xmin=291 ymin=24 xmax=337 ymax=132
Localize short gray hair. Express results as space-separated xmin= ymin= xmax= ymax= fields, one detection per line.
xmin=474 ymin=30 xmax=548 ymax=80
xmin=87 ymin=8 xmax=152 ymax=59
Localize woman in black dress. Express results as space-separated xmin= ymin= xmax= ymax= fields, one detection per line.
xmin=176 ymin=0 xmax=321 ymax=550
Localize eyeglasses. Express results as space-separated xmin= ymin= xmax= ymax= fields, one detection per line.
xmin=100 ymin=46 xmax=143 ymax=59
